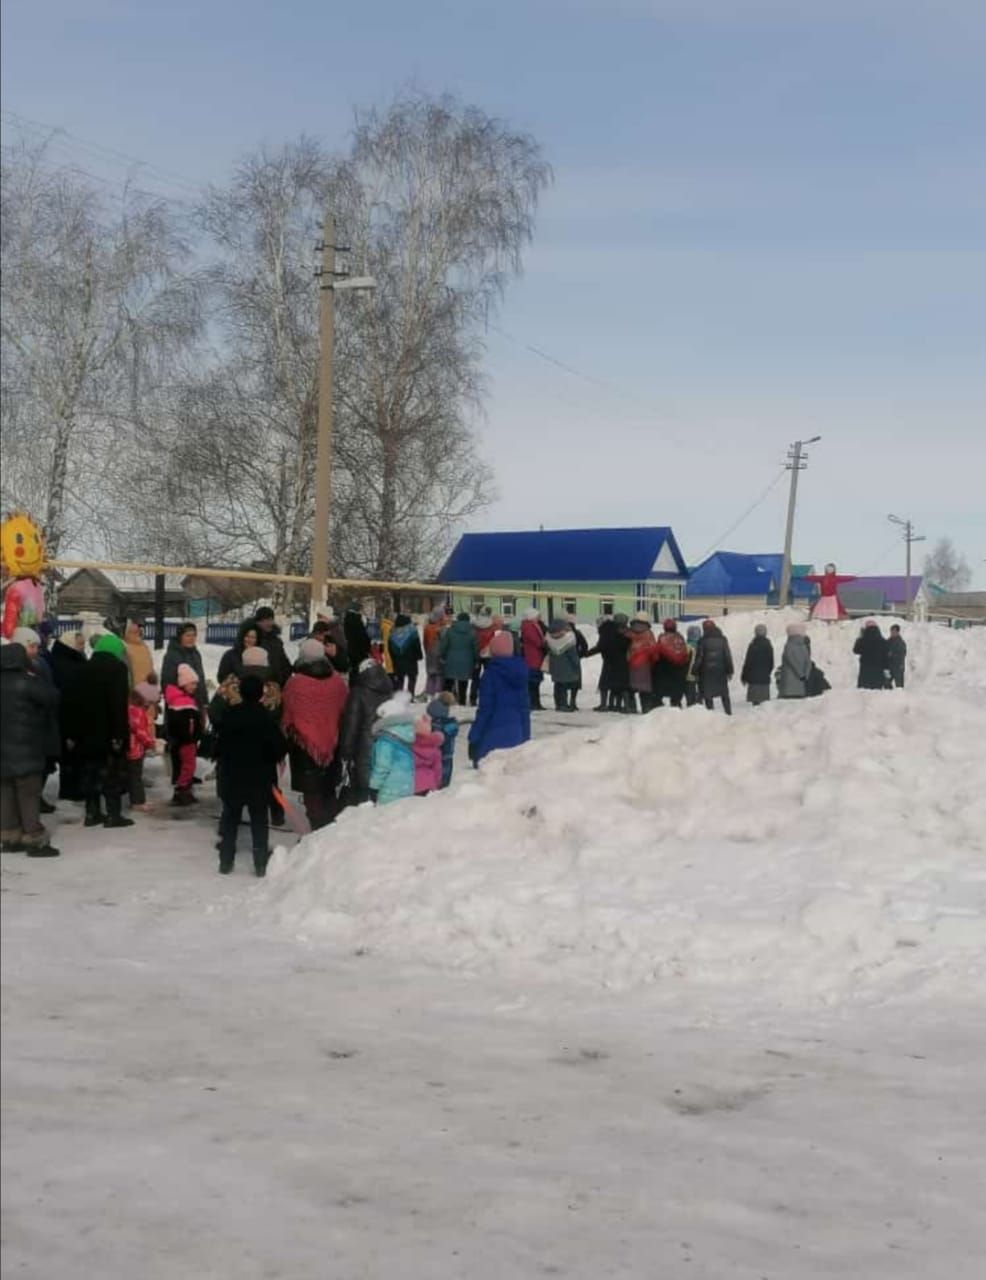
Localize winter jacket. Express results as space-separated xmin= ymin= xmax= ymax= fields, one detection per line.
xmin=777 ymin=636 xmax=811 ymax=699
xmin=430 ymin=713 xmax=459 ymax=788
xmin=627 ymin=625 xmax=658 ymax=693
xmin=124 ymin=625 xmax=155 ymax=689
xmin=369 ymin=718 xmax=417 ymax=805
xmin=474 ymin=623 xmax=497 ymax=659
xmin=127 ymin=703 xmax=156 ymax=761
xmin=62 ymin=650 xmax=130 ymax=758
xmin=160 ymin=640 xmax=208 ymax=710
xmin=412 ymin=729 xmax=445 ymax=794
xmin=319 ymin=621 xmax=351 ymax=675
xmin=281 ymin=664 xmax=349 ymax=793
xmin=589 ymin=620 xmax=630 ymax=692
xmin=338 ymin=662 xmax=395 ymax=794
xmin=741 ymin=635 xmax=775 ymax=687
xmin=49 ymin=638 xmax=86 ymax=693
xmin=216 ymin=619 xmax=262 ymax=683
xmin=520 ymin=619 xmax=547 ymax=672
xmin=388 ymin=622 xmax=424 ymax=678
xmin=545 ymin=629 xmax=581 ymax=685
xmin=440 ymin=619 xmax=480 ymax=681
xmin=468 ymin=655 xmax=532 ymax=764
xmin=693 ymin=628 xmax=734 ymax=699
xmin=344 ymin=611 xmax=373 ymax=669
xmin=423 ymin=619 xmax=446 ymax=677
xmin=0 ymin=644 xmax=58 ymax=779
xmin=164 ymin=685 xmax=202 ymax=746
xmin=256 ymin=624 xmax=292 ymax=686
xmin=214 ymin=700 xmax=287 ymax=805
xmin=887 ymin=634 xmax=907 ymax=676
xmin=854 ymin=628 xmax=890 ymax=690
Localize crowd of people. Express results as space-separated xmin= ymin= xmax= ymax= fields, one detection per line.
xmin=0 ymin=603 xmax=908 ymax=867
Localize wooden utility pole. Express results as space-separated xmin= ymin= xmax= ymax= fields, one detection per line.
xmin=779 ymin=436 xmax=819 ymax=607
xmin=310 ymin=211 xmax=336 ymax=620
xmin=889 ymin=514 xmax=925 ymax=620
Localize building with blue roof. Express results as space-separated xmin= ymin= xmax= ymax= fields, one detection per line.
xmin=438 ymin=526 xmax=689 ymax=622
xmin=685 ymin=551 xmax=816 ymax=616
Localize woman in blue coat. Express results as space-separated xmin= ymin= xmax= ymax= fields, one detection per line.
xmin=468 ymin=632 xmax=531 ymax=766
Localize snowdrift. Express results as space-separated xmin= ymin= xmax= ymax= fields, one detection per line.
xmin=265 ymin=617 xmax=986 ymax=1011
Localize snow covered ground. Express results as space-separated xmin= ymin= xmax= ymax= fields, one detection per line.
xmin=3 ymin=614 xmax=985 ymax=1278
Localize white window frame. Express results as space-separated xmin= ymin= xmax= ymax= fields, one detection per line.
xmin=599 ymin=595 xmax=614 ymax=617
xmin=469 ymin=595 xmax=486 ymax=615
xmin=562 ymin=596 xmax=577 ymax=617
xmin=501 ymin=596 xmax=517 ymax=619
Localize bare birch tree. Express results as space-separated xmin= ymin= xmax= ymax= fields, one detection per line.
xmin=139 ymin=95 xmax=548 ymax=585
xmin=0 ymin=139 xmax=199 ymax=567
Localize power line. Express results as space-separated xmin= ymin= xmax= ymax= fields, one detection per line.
xmin=490 ymin=322 xmax=691 ymax=448
xmin=698 ymin=467 xmax=787 ymax=561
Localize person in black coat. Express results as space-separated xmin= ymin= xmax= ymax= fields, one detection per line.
xmin=216 ymin=618 xmax=262 ymax=684
xmin=588 ymin=614 xmax=631 ymax=711
xmin=693 ymin=620 xmax=735 ymax=715
xmin=48 ymin=636 xmax=87 ymax=800
xmin=740 ymin=623 xmax=775 ymax=705
xmin=337 ymin=658 xmax=397 ymax=804
xmin=214 ymin=675 xmax=287 ymax=877
xmin=1 ymin=643 xmax=60 ymax=856
xmin=387 ymin=614 xmax=424 ymax=694
xmin=853 ymin=621 xmax=890 ymax=690
xmin=160 ymin=624 xmax=208 ymax=710
xmin=252 ymin=608 xmax=292 ymax=686
xmin=343 ymin=604 xmax=373 ymax=671
xmin=63 ymin=634 xmax=133 ymax=828
xmin=887 ymin=624 xmax=907 ymax=688
xmin=310 ymin=619 xmax=351 ymax=674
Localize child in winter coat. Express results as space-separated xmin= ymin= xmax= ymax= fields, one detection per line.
xmin=411 ymin=715 xmax=444 ymax=796
xmin=545 ymin=617 xmax=581 ymax=712
xmin=369 ymin=695 xmax=418 ymax=805
xmin=165 ymin=664 xmax=202 ymax=805
xmin=427 ymin=692 xmax=459 ymax=788
xmin=127 ymin=687 xmax=157 ymax=811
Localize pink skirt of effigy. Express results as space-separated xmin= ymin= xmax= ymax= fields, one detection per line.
xmin=811 ymin=594 xmax=842 ymax=621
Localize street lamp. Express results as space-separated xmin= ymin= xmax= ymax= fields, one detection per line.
xmin=888 ymin=514 xmax=926 ymax=620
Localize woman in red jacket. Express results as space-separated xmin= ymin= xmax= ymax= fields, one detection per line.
xmin=520 ymin=609 xmax=547 ymax=711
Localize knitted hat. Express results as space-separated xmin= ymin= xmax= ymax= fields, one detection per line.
xmin=490 ymin=631 xmax=514 ymax=658
xmin=613 ymin=613 xmax=628 ymax=628
xmin=548 ymin=616 xmax=569 ymax=633
xmin=702 ymin=619 xmax=717 ymax=632
xmin=316 ymin=606 xmax=335 ymax=622
xmin=785 ymin=623 xmax=806 ymax=637
xmin=242 ymin=646 xmax=269 ymax=668
xmin=414 ymin=714 xmax=433 ymax=736
xmin=524 ymin=608 xmax=540 ymax=621
xmin=755 ymin=623 xmax=768 ymax=637
xmin=456 ymin=611 xmax=471 ymax=623
xmin=633 ymin=611 xmax=650 ymax=624
xmin=863 ymin=618 xmax=879 ymax=629
xmin=11 ymin=626 xmax=40 ymax=647
xmin=426 ymin=697 xmax=450 ymax=720
xmin=428 ymin=607 xmax=444 ymax=623
xmin=662 ymin=618 xmax=678 ymax=632
xmin=92 ymin=632 xmax=127 ymax=662
xmin=298 ymin=638 xmax=326 ymax=664
xmin=686 ymin=625 xmax=702 ymax=643
xmin=376 ymin=691 xmax=414 ymax=719
xmin=134 ymin=679 xmax=161 ymax=704
xmin=177 ymin=662 xmax=199 ymax=689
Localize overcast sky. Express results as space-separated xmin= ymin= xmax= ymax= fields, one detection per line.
xmin=3 ymin=0 xmax=984 ymax=583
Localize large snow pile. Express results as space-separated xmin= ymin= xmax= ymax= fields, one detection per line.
xmin=265 ymin=618 xmax=985 ymax=1012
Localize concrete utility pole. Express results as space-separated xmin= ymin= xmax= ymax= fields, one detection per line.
xmin=310 ymin=212 xmax=337 ymax=620
xmin=779 ymin=435 xmax=821 ymax=608
xmin=310 ymin=215 xmax=375 ymax=620
xmin=888 ymin=514 xmax=926 ymax=619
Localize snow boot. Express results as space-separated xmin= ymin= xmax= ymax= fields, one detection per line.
xmin=253 ymin=848 xmax=271 ymax=878
xmin=218 ymin=856 xmax=234 ymax=875
xmin=83 ymin=797 xmax=106 ymax=827
xmin=1 ymin=839 xmax=25 ymax=854
xmin=172 ymin=788 xmax=195 ymax=807
xmin=25 ymin=841 xmax=60 ymax=858
xmin=103 ymin=795 xmax=134 ymax=829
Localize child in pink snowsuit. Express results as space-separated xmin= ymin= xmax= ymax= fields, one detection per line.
xmin=127 ymin=688 xmax=157 ymax=812
xmin=165 ymin=664 xmax=202 ymax=805
xmin=412 ymin=715 xmax=444 ymax=797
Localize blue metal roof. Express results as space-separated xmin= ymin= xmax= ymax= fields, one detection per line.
xmin=686 ymin=551 xmax=816 ymax=599
xmin=438 ymin=527 xmax=689 ymax=583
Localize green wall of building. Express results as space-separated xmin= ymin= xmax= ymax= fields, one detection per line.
xmin=449 ymin=580 xmax=683 ymax=623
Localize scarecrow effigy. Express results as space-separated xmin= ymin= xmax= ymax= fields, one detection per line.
xmin=1 ymin=511 xmax=47 ymax=639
